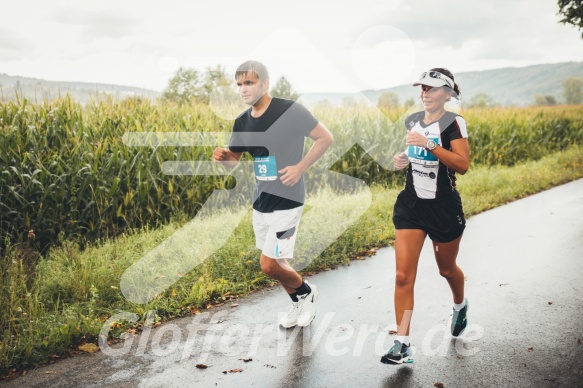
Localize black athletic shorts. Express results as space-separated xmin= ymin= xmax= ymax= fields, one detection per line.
xmin=392 ymin=189 xmax=466 ymax=243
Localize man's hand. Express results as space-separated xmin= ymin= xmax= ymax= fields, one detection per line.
xmin=279 ymin=164 xmax=305 ymax=186
xmin=212 ymin=147 xmax=230 ymax=161
xmin=212 ymin=147 xmax=242 ymax=168
xmin=393 ymin=152 xmax=409 ymax=170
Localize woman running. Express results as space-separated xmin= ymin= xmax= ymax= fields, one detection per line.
xmin=381 ymin=68 xmax=470 ymax=364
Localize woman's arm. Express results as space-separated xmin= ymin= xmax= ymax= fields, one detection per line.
xmin=406 ymin=132 xmax=470 ymax=174
xmin=429 ymin=138 xmax=470 ymax=174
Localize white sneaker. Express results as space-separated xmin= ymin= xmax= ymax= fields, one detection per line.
xmin=279 ymin=302 xmax=299 ymax=328
xmin=296 ymin=282 xmax=318 ymax=327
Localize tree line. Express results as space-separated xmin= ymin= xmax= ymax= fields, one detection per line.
xmin=163 ymin=65 xmax=583 ymax=109
xmin=162 ymin=65 xmax=300 ymax=104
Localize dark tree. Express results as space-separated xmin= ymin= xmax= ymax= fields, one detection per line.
xmin=557 ymin=0 xmax=583 ymax=38
xmin=270 ymin=76 xmax=300 ymax=101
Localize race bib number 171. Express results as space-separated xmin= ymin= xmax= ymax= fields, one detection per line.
xmin=407 ymin=137 xmax=440 ymax=166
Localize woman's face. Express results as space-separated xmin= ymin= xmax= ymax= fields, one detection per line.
xmin=420 ymin=85 xmax=451 ymax=112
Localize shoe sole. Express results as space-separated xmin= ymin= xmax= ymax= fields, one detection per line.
xmin=380 ymin=355 xmax=412 ymax=365
xmin=297 ymin=285 xmax=318 ymax=327
xmin=297 ymin=314 xmax=316 ymax=327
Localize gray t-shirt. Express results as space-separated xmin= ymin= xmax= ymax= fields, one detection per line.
xmin=229 ymin=98 xmax=318 ymax=213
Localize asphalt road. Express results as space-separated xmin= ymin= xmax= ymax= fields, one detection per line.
xmin=3 ymin=179 xmax=583 ymax=388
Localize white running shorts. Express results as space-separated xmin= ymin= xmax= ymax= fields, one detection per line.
xmin=253 ymin=206 xmax=303 ymax=259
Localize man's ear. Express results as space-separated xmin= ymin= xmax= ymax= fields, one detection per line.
xmin=263 ymin=79 xmax=270 ymax=92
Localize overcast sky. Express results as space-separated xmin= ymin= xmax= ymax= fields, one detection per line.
xmin=1 ymin=0 xmax=582 ymax=93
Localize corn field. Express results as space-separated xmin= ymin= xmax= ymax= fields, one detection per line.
xmin=1 ymin=96 xmax=582 ymax=253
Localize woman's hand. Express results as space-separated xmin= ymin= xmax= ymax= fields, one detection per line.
xmin=406 ymin=131 xmax=429 ymax=148
xmin=393 ymin=152 xmax=409 ymax=170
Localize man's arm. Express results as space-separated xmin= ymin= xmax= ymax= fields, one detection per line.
xmin=279 ymin=123 xmax=334 ymax=186
xmin=212 ymin=147 xmax=243 ymax=169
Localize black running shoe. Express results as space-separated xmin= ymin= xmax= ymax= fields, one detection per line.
xmin=451 ymin=299 xmax=469 ymax=337
xmin=380 ymin=340 xmax=414 ymax=364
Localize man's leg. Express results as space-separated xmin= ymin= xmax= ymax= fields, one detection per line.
xmin=259 ymin=255 xmax=302 ymax=291
xmin=258 ymin=207 xmax=317 ymax=327
xmin=260 ymin=253 xmax=317 ymax=327
xmin=259 ymin=206 xmax=305 ymax=294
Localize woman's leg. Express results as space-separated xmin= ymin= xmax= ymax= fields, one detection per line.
xmin=394 ymin=229 xmax=427 ymax=336
xmin=432 ymin=234 xmax=465 ymax=304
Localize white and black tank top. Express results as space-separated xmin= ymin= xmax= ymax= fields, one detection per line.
xmin=404 ymin=111 xmax=468 ymax=199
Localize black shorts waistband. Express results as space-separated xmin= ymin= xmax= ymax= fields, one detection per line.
xmin=400 ymin=189 xmax=460 ymax=208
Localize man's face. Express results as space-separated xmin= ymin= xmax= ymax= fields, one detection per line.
xmin=236 ymin=72 xmax=267 ymax=106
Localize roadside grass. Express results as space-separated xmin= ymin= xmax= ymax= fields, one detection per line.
xmin=457 ymin=145 xmax=583 ymax=214
xmin=1 ymin=145 xmax=582 ymax=376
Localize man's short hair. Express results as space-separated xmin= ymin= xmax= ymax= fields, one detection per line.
xmin=235 ymin=60 xmax=269 ymax=82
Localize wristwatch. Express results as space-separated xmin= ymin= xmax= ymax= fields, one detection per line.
xmin=426 ymin=139 xmax=437 ymax=150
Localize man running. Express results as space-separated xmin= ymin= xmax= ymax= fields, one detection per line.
xmin=212 ymin=60 xmax=333 ymax=328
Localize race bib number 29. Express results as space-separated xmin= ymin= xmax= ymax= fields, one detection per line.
xmin=254 ymin=155 xmax=278 ymax=181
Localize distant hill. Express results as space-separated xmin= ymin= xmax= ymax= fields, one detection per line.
xmin=1 ymin=62 xmax=582 ymax=107
xmin=0 ymin=74 xmax=160 ymax=104
xmin=301 ymin=62 xmax=583 ymax=107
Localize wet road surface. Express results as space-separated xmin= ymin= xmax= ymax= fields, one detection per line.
xmin=3 ymin=179 xmax=583 ymax=387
